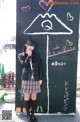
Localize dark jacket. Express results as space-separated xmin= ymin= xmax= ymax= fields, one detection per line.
xmin=18 ymin=51 xmax=42 ymax=81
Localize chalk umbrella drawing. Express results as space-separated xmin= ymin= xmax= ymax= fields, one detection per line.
xmin=23 ymin=13 xmax=73 ymax=113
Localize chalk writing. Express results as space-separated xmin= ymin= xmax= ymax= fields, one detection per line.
xmin=51 ymin=61 xmax=66 ymax=66
xmin=63 ymin=81 xmax=69 ymax=111
xmin=48 ymin=45 xmax=76 ymax=57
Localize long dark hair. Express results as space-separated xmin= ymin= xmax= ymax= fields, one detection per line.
xmin=23 ymin=44 xmax=27 ymax=54
xmin=23 ymin=39 xmax=36 ymax=54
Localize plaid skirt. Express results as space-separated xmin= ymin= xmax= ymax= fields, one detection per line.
xmin=22 ymin=79 xmax=41 ymax=93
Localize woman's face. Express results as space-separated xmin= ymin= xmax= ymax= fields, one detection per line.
xmin=27 ymin=45 xmax=35 ymax=51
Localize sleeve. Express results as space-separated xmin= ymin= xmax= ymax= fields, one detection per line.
xmin=18 ymin=53 xmax=31 ymax=68
xmin=18 ymin=53 xmax=25 ymax=64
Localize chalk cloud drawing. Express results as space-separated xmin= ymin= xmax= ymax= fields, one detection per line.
xmin=39 ymin=0 xmax=54 ymax=12
xmin=23 ymin=13 xmax=73 ymax=113
xmin=67 ymin=12 xmax=74 ymax=21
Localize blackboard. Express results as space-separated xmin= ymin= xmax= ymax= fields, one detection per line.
xmin=16 ymin=0 xmax=79 ymax=114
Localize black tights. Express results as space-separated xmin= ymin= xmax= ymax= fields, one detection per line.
xmin=24 ymin=99 xmax=36 ymax=117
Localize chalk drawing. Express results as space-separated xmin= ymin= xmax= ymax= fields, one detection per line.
xmin=46 ymin=35 xmax=49 ymax=113
xmin=41 ymin=20 xmax=53 ymax=31
xmin=23 ymin=13 xmax=73 ymax=35
xmin=67 ymin=12 xmax=74 ymax=21
xmin=39 ymin=0 xmax=54 ymax=12
xmin=21 ymin=5 xmax=30 ymax=12
xmin=23 ymin=13 xmax=73 ymax=113
xmin=36 ymin=106 xmax=39 ymax=112
xmin=66 ymin=40 xmax=73 ymax=46
xmin=36 ymin=106 xmax=43 ymax=112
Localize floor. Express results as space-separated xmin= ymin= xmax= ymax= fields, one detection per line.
xmin=0 ymin=97 xmax=80 ymax=122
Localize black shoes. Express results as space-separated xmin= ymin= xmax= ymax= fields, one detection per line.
xmin=28 ymin=115 xmax=37 ymax=122
xmin=27 ymin=114 xmax=30 ymax=122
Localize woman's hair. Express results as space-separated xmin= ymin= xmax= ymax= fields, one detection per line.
xmin=23 ymin=39 xmax=36 ymax=53
xmin=27 ymin=40 xmax=36 ymax=47
xmin=23 ymin=44 xmax=27 ymax=53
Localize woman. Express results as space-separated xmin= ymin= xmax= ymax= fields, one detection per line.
xmin=18 ymin=40 xmax=42 ymax=122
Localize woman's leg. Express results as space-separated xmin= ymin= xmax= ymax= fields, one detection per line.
xmin=31 ymin=93 xmax=37 ymax=101
xmin=24 ymin=93 xmax=31 ymax=116
xmin=30 ymin=93 xmax=37 ymax=117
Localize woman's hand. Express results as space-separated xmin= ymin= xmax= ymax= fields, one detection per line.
xmin=26 ymin=45 xmax=32 ymax=56
xmin=39 ymin=80 xmax=42 ymax=85
xmin=27 ymin=50 xmax=32 ymax=56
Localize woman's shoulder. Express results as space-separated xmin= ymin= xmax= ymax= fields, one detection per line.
xmin=34 ymin=51 xmax=42 ymax=59
xmin=33 ymin=51 xmax=39 ymax=55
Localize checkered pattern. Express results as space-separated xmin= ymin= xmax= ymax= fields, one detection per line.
xmin=22 ymin=80 xmax=41 ymax=93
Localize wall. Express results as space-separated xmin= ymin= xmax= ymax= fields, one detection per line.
xmin=16 ymin=0 xmax=79 ymax=114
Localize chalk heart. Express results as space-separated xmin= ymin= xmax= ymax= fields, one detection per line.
xmin=39 ymin=0 xmax=53 ymax=12
xmin=66 ymin=40 xmax=73 ymax=46
xmin=67 ymin=13 xmax=74 ymax=21
xmin=21 ymin=6 xmax=30 ymax=12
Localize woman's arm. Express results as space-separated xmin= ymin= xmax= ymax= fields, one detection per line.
xmin=18 ymin=53 xmax=31 ymax=68
xmin=38 ymin=55 xmax=43 ymax=85
xmin=18 ymin=53 xmax=25 ymax=64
